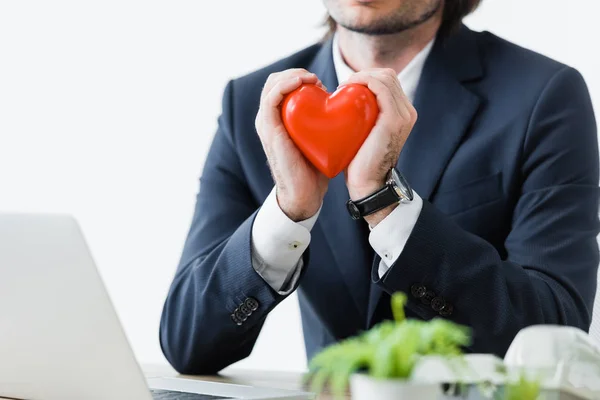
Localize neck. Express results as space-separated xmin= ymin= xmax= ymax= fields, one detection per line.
xmin=336 ymin=8 xmax=442 ymax=74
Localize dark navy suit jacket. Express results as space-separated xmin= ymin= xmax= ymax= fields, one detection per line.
xmin=159 ymin=26 xmax=600 ymax=374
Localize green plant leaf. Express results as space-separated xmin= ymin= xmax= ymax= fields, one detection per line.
xmin=391 ymin=292 xmax=407 ymax=322
xmin=306 ymin=291 xmax=471 ymax=395
xmin=504 ymin=373 xmax=541 ymax=400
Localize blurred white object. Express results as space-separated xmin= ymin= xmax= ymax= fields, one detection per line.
xmin=504 ymin=325 xmax=600 ymax=399
xmin=410 ymin=354 xmax=505 ymax=385
xmin=350 ymin=374 xmax=440 ymax=400
xmin=405 ymin=325 xmax=600 ymax=399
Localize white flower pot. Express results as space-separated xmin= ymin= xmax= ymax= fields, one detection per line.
xmin=350 ymin=374 xmax=441 ymax=400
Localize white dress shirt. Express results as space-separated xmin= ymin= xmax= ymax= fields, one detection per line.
xmin=251 ymin=35 xmax=435 ymax=294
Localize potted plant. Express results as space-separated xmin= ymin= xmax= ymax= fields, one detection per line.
xmin=305 ymin=292 xmax=471 ymax=400
xmin=306 ymin=292 xmax=542 ymax=400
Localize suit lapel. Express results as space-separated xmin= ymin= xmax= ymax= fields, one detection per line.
xmin=367 ymin=26 xmax=484 ymax=327
xmin=397 ymin=31 xmax=482 ymax=200
xmin=317 ymin=175 xmax=373 ymax=323
xmin=309 ymin=39 xmax=338 ymax=97
xmin=308 ymin=40 xmax=373 ymax=324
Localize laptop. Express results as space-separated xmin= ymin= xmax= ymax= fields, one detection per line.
xmin=0 ymin=213 xmax=312 ymax=400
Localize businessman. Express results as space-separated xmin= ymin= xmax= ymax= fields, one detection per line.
xmin=160 ymin=0 xmax=600 ymax=374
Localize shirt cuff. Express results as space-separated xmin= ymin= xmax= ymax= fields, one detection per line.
xmin=369 ymin=192 xmax=423 ymax=278
xmin=251 ymin=187 xmax=321 ymax=293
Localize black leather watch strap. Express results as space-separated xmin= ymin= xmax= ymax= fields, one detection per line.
xmin=346 ymin=185 xmax=400 ymax=220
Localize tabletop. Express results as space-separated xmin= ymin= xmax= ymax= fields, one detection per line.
xmin=0 ymin=365 xmax=340 ymax=400
xmin=144 ymin=364 xmax=340 ymax=399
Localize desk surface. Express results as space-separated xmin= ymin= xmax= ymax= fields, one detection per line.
xmin=0 ymin=365 xmax=339 ymax=400
xmin=145 ymin=364 xmax=338 ymax=399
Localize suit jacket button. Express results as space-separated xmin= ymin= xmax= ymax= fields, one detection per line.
xmin=231 ymin=313 xmax=242 ymax=326
xmin=240 ymin=303 xmax=252 ymax=316
xmin=411 ymin=284 xmax=426 ymax=299
xmin=235 ymin=309 xmax=247 ymax=322
xmin=431 ymin=297 xmax=446 ymax=312
xmin=244 ymin=297 xmax=259 ymax=311
xmin=420 ymin=290 xmax=436 ymax=305
xmin=439 ymin=303 xmax=454 ymax=316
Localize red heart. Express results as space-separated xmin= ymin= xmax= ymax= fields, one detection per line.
xmin=281 ymin=83 xmax=379 ymax=178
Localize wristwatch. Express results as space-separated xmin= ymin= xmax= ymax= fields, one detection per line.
xmin=346 ymin=167 xmax=413 ymax=220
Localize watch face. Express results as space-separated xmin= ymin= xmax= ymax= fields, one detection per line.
xmin=391 ymin=168 xmax=414 ymax=201
xmin=346 ymin=201 xmax=362 ymax=220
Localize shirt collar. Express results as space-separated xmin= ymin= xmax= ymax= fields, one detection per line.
xmin=331 ymin=34 xmax=435 ymax=104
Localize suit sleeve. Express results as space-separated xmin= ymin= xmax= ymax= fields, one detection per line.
xmin=159 ymin=81 xmax=305 ymax=374
xmin=374 ymin=67 xmax=600 ymax=356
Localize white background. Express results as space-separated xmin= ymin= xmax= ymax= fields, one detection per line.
xmin=1 ymin=0 xmax=599 ymax=373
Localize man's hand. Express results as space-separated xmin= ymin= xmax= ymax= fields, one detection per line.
xmin=342 ymin=68 xmax=418 ymax=227
xmin=256 ymin=69 xmax=330 ymax=222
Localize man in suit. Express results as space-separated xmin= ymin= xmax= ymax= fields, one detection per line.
xmin=160 ymin=0 xmax=600 ymax=374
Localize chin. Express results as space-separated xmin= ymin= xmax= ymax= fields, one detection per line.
xmin=344 ymin=7 xmax=393 ymax=24
xmin=326 ymin=0 xmax=441 ymax=35
xmin=349 ymin=0 xmax=407 ymax=5
xmin=328 ymin=0 xmax=411 ymax=27
xmin=347 ymin=0 xmax=407 ymax=10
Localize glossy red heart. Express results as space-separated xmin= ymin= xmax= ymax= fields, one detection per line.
xmin=281 ymin=83 xmax=379 ymax=178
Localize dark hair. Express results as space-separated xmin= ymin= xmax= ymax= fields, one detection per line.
xmin=323 ymin=0 xmax=482 ymax=39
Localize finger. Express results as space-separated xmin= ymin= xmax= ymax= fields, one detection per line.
xmin=376 ymin=68 xmax=407 ymax=98
xmin=258 ymin=72 xmax=321 ymax=143
xmin=343 ymin=71 xmax=403 ymax=113
xmin=343 ymin=70 xmax=405 ymax=112
xmin=261 ymin=73 xmax=317 ymax=104
xmin=344 ymin=69 xmax=405 ymax=98
xmin=261 ymin=77 xmax=305 ymax=131
xmin=346 ymin=67 xmax=403 ymax=93
xmin=371 ymin=70 xmax=414 ymax=120
xmin=257 ymin=75 xmax=302 ymax=140
xmin=342 ymin=72 xmax=399 ymax=115
xmin=316 ymin=79 xmax=328 ymax=92
xmin=355 ymin=70 xmax=416 ymax=123
xmin=379 ymin=69 xmax=412 ymax=106
xmin=343 ymin=72 xmax=417 ymax=142
xmin=261 ymin=69 xmax=318 ymax=102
